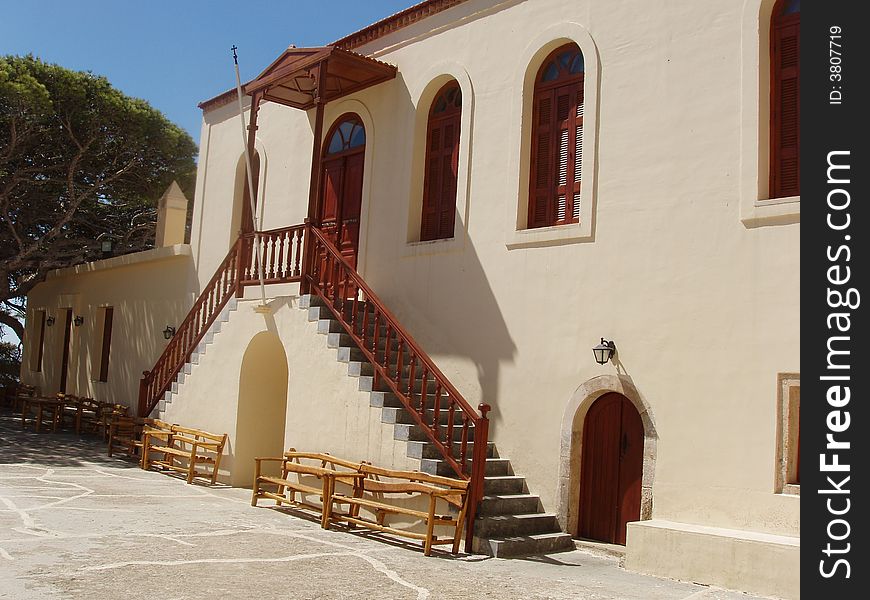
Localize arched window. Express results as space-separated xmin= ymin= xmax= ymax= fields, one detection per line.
xmin=326 ymin=117 xmax=366 ymax=155
xmin=770 ymin=0 xmax=800 ymax=198
xmin=421 ymin=81 xmax=462 ymax=241
xmin=529 ymin=44 xmax=584 ymax=229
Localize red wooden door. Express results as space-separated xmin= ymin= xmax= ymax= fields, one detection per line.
xmin=578 ymin=393 xmax=644 ymax=545
xmin=59 ymin=309 xmax=73 ymax=394
xmin=318 ymin=116 xmax=365 ymax=273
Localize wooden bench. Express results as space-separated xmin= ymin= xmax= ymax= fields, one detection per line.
xmin=143 ymin=424 xmax=227 ymax=484
xmin=252 ymin=450 xmax=366 ymax=529
xmin=328 ymin=463 xmax=470 ymax=556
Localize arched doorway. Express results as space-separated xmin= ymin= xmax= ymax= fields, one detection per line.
xmin=232 ymin=332 xmax=288 ymax=487
xmin=319 ymin=114 xmax=365 ymax=270
xmin=578 ymin=392 xmax=644 ymax=545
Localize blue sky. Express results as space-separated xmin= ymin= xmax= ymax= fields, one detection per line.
xmin=0 ymin=0 xmax=415 ymax=344
xmin=1 ymin=0 xmax=415 ymax=140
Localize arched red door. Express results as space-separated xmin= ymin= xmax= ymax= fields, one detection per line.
xmin=319 ymin=115 xmax=365 ymax=271
xmin=578 ymin=392 xmax=644 ymax=545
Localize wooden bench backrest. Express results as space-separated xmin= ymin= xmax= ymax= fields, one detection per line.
xmin=358 ymin=464 xmax=468 ymax=509
xmin=283 ymin=450 xmax=364 ymax=472
xmin=171 ymin=425 xmax=227 ymax=450
xmin=359 ymin=464 xmax=469 ymax=490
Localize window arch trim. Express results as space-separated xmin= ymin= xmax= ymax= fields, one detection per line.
xmin=421 ymin=80 xmax=462 ymax=241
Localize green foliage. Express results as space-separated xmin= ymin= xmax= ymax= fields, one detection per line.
xmin=0 ymin=341 xmax=20 ymax=386
xmin=0 ymin=55 xmax=198 ymax=338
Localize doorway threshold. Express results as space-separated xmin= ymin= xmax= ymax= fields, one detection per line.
xmin=573 ymin=538 xmax=626 ymax=560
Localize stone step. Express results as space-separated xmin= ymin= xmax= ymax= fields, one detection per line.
xmin=477 ymin=493 xmax=543 ymax=516
xmin=358 ymin=375 xmax=446 ymax=395
xmin=381 ymin=406 xmax=469 ymax=427
xmin=473 ymin=532 xmax=576 ymax=558
xmin=474 ymin=513 xmax=561 ymax=539
xmin=327 ymin=332 xmax=402 ymax=352
xmin=483 ymin=475 xmax=526 ymax=495
xmin=369 ymin=390 xmax=455 ymax=410
xmin=420 ymin=457 xmax=510 ymax=477
xmin=391 ymin=422 xmax=475 ymax=443
xmin=405 ymin=440 xmax=496 ymax=460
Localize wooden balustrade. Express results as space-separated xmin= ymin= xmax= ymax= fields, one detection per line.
xmin=305 ymin=225 xmax=490 ymax=553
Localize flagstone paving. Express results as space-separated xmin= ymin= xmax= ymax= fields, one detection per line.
xmin=0 ymin=413 xmax=769 ymax=600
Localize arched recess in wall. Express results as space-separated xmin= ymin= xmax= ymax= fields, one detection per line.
xmin=230 ymin=142 xmax=267 ymax=240
xmin=556 ymin=375 xmax=657 ymax=536
xmin=405 ymin=63 xmax=474 ymax=251
xmin=233 ymin=331 xmax=288 ymax=487
xmin=506 ymin=23 xmax=600 ymax=248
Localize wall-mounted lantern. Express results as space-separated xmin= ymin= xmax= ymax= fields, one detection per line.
xmin=73 ymin=315 xmax=85 ymax=327
xmin=101 ymin=239 xmax=113 ymax=259
xmin=46 ymin=316 xmax=56 ymax=327
xmin=592 ymin=338 xmax=616 ymax=365
xmin=163 ymin=325 xmax=176 ymax=340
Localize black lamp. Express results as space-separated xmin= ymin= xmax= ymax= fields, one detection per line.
xmin=73 ymin=315 xmax=84 ymax=327
xmin=593 ymin=338 xmax=616 ymax=365
xmin=163 ymin=325 xmax=176 ymax=340
xmin=101 ymin=239 xmax=113 ymax=259
xmin=46 ymin=316 xmax=56 ymax=327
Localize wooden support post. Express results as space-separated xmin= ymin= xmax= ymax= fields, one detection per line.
xmin=465 ymin=402 xmax=491 ymax=554
xmin=137 ymin=371 xmax=150 ymax=417
xmin=301 ymin=62 xmax=326 ymax=295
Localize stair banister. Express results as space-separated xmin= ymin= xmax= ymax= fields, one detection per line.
xmin=303 ymin=223 xmax=490 ymax=553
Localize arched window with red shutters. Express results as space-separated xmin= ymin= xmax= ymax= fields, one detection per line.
xmin=528 ymin=44 xmax=584 ymax=229
xmin=421 ymin=81 xmax=462 ymax=241
xmin=770 ymin=0 xmax=800 ymax=198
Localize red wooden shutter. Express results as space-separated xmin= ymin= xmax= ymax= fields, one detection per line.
xmin=35 ymin=311 xmax=46 ymax=372
xmin=421 ymin=83 xmax=461 ymax=241
xmin=771 ymin=9 xmax=799 ymax=197
xmin=99 ymin=307 xmax=114 ymax=382
xmin=528 ymin=44 xmax=584 ymax=229
xmin=529 ymin=90 xmax=555 ymax=228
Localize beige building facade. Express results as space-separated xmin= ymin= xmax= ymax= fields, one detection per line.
xmin=21 ymin=1 xmax=800 ymax=597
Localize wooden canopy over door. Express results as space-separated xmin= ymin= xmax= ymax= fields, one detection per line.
xmin=239 ymin=45 xmax=396 ymax=289
xmin=578 ymin=392 xmax=644 ymax=545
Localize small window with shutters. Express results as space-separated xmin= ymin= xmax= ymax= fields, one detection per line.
xmin=770 ymin=0 xmax=799 ymax=198
xmin=95 ymin=307 xmax=114 ymax=382
xmin=528 ymin=44 xmax=584 ymax=229
xmin=775 ymin=373 xmax=800 ymax=495
xmin=30 ymin=310 xmax=46 ymax=372
xmin=421 ymin=81 xmax=462 ymax=241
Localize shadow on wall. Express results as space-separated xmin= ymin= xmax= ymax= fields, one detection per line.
xmin=359 ymin=75 xmax=518 ymax=437
xmin=231 ymin=330 xmax=288 ymax=487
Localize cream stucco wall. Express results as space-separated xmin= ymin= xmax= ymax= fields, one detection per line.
xmin=161 ymin=287 xmax=419 ymax=487
xmin=21 ymin=246 xmax=197 ymax=410
xmin=183 ymin=0 xmax=798 ymax=594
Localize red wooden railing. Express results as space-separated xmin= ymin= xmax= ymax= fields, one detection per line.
xmin=138 ymin=225 xmax=306 ymax=417
xmin=305 ymin=226 xmax=490 ymax=553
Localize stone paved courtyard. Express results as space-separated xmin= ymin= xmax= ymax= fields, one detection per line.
xmin=0 ymin=412 xmax=768 ymax=600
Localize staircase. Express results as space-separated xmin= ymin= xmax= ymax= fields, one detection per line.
xmin=140 ymin=223 xmax=574 ymax=557
xmin=302 ymin=293 xmax=575 ymax=557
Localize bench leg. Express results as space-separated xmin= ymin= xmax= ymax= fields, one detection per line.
xmin=320 ymin=476 xmax=333 ymax=530
xmin=424 ymin=496 xmax=437 ymax=557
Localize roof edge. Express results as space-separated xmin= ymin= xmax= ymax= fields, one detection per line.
xmin=198 ymin=0 xmax=472 ymax=113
